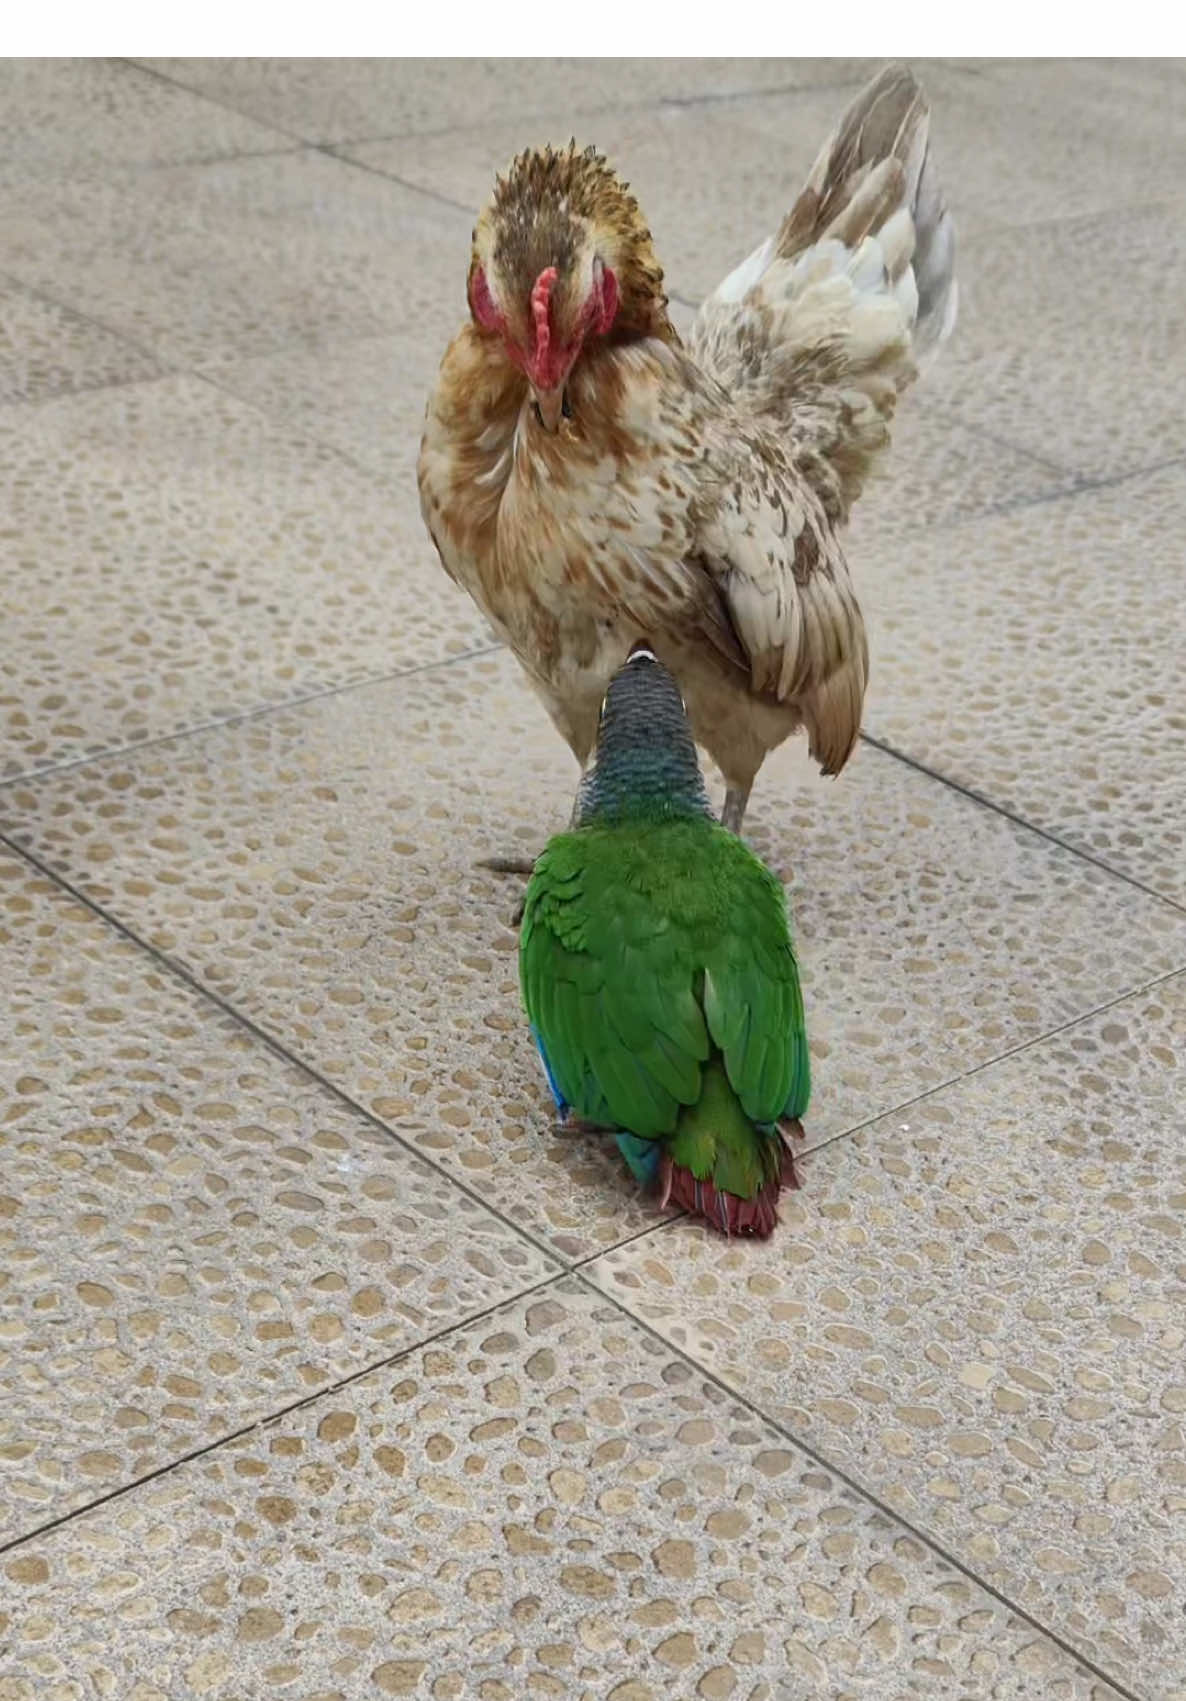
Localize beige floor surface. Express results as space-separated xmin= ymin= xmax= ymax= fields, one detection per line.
xmin=1 ymin=56 xmax=1183 ymax=1701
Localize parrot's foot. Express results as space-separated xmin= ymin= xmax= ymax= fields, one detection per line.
xmin=554 ymin=1116 xmax=613 ymax=1135
xmin=475 ymin=855 xmax=535 ymax=925
xmin=476 ymin=855 xmax=537 ymax=877
xmin=720 ymin=783 xmax=753 ymax=836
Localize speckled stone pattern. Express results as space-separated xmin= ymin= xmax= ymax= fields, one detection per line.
xmin=0 ymin=55 xmax=1181 ymax=1701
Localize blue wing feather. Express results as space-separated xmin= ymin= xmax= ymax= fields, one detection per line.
xmin=531 ymin=1025 xmax=569 ymax=1115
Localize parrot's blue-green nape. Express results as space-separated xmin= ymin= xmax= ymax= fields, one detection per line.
xmin=520 ymin=644 xmax=809 ymax=1239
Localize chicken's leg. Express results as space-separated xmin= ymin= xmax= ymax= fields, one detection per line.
xmin=721 ymin=783 xmax=752 ymax=836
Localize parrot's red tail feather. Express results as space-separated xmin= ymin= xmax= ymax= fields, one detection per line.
xmin=658 ymin=1128 xmax=801 ymax=1239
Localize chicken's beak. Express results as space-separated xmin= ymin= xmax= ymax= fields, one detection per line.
xmin=531 ymin=385 xmax=566 ymax=433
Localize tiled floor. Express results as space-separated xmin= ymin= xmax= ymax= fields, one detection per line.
xmin=0 ymin=56 xmax=1182 ymax=1701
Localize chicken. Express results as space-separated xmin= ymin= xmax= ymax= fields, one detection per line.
xmin=418 ymin=63 xmax=956 ymax=853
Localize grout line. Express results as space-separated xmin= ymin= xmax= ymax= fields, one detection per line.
xmin=5 ymin=726 xmax=1178 ymax=1276
xmin=0 ymin=642 xmax=504 ymax=793
xmin=186 ymin=365 xmax=409 ymax=486
xmin=0 ymin=1236 xmax=1140 ymax=1699
xmin=128 ymin=142 xmax=314 ymax=174
xmin=928 ymin=59 xmax=990 ymax=77
xmin=935 ymin=448 xmax=1186 ymax=524
xmin=276 ymin=74 xmax=869 ymax=151
xmin=119 ymin=58 xmax=311 ymax=149
xmin=0 ymin=1268 xmax=564 ymax=1558
xmin=0 ymin=366 xmax=169 ymax=411
xmin=0 ymin=809 xmax=684 ymax=1285
xmin=0 ymin=272 xmax=170 ymax=375
xmin=659 ymin=76 xmax=866 ymax=110
xmin=858 ymin=730 xmax=1186 ymax=915
xmin=575 ymin=1265 xmax=1139 ymax=1701
xmin=316 ymin=145 xmax=476 ymax=216
xmin=571 ymin=1207 xmax=688 ymax=1267
xmin=0 ymin=834 xmax=570 ymax=1276
xmin=771 ymin=961 xmax=1186 ymax=1169
xmin=965 ymin=195 xmax=1176 ymax=244
xmin=925 ymin=402 xmax=1079 ymax=481
xmin=307 ymin=76 xmax=868 ymax=221
xmin=938 ymin=962 xmax=1186 ymax=1078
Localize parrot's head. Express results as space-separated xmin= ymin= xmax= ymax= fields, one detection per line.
xmin=599 ymin=643 xmax=685 ymax=727
xmin=576 ymin=644 xmax=709 ymax=828
xmin=468 ymin=142 xmax=672 ymax=431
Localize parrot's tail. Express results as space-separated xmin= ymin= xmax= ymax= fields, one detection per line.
xmin=613 ymin=1057 xmax=806 ymax=1238
xmin=657 ymin=1123 xmax=801 ymax=1238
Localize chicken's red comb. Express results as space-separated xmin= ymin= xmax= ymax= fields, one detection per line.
xmin=529 ymin=266 xmax=562 ymax=386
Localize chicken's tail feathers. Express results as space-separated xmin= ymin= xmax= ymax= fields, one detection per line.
xmin=777 ymin=61 xmax=957 ymax=361
xmin=692 ymin=62 xmax=957 ymax=523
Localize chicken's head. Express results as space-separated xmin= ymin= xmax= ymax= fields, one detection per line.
xmin=467 ymin=142 xmax=669 ymax=430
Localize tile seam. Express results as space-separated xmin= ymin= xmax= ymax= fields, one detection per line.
xmin=0 ymin=1268 xmax=565 ymax=1557
xmin=0 ymin=1252 xmax=1142 ymax=1699
xmin=0 ymin=832 xmax=567 ymax=1276
xmin=0 ymin=643 xmax=504 ymax=793
xmin=859 ymin=730 xmax=1186 ymax=916
xmin=4 ymin=822 xmax=1175 ymax=1294
xmin=576 ymin=1266 xmax=1142 ymax=1701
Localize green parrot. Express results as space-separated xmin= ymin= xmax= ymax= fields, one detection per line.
xmin=519 ymin=644 xmax=810 ymax=1237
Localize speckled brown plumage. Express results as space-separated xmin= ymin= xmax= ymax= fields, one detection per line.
xmin=419 ymin=64 xmax=957 ymax=816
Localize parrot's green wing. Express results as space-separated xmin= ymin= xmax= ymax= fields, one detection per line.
xmin=520 ymin=824 xmax=809 ymax=1140
xmin=520 ymin=833 xmax=709 ymax=1137
xmin=700 ymin=836 xmax=811 ymax=1126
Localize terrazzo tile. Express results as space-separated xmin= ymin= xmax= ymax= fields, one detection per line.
xmin=954 ymin=56 xmax=1186 ymax=105
xmin=136 ymin=57 xmax=871 ymax=146
xmin=847 ymin=405 xmax=1072 ymax=541
xmin=3 ymin=650 xmax=1184 ymax=1257
xmin=0 ymin=57 xmax=289 ymax=172
xmin=860 ymin=462 xmax=1186 ymax=905
xmin=591 ymin=977 xmax=1186 ymax=1699
xmin=0 ymin=147 xmax=471 ymax=366
xmin=927 ymin=200 xmax=1186 ymax=482
xmin=196 ymin=332 xmax=444 ymax=540
xmin=0 ymin=277 xmax=162 ymax=405
xmin=0 ymin=374 xmax=490 ymax=782
xmin=0 ymin=1280 xmax=1125 ymax=1701
xmin=0 ymin=848 xmax=554 ymax=1543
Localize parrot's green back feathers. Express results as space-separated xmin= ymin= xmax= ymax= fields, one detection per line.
xmin=519 ymin=648 xmax=809 ymax=1238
